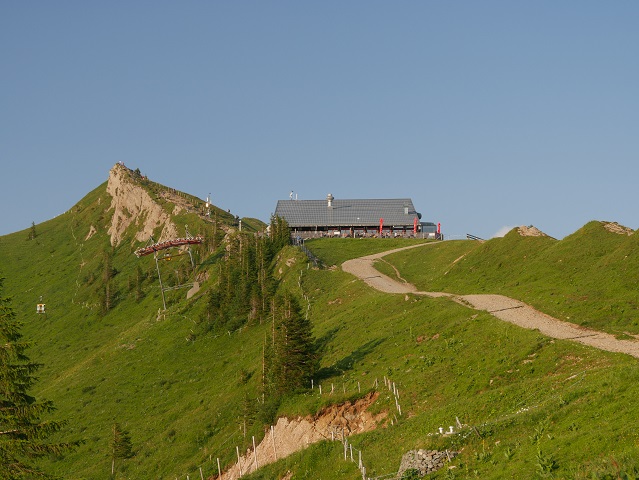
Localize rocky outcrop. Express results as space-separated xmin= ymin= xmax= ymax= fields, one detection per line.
xmin=106 ymin=163 xmax=178 ymax=247
xmin=601 ymin=221 xmax=634 ymax=236
xmin=397 ymin=449 xmax=458 ymax=478
xmin=518 ymin=225 xmax=548 ymax=237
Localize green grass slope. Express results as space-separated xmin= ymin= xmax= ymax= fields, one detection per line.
xmin=0 ymin=176 xmax=275 ymax=478
xmin=249 ymin=237 xmax=639 ymax=479
xmin=383 ymin=222 xmax=639 ymax=335
xmin=2 ymin=175 xmax=639 ymax=480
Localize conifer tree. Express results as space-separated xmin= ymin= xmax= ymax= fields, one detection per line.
xmin=269 ymin=216 xmax=291 ymax=253
xmin=266 ymin=292 xmax=317 ymax=395
xmin=0 ymin=278 xmax=79 ymax=479
xmin=110 ymin=423 xmax=133 ymax=476
xmin=27 ymin=222 xmax=37 ymax=241
xmin=101 ymin=250 xmax=116 ymax=314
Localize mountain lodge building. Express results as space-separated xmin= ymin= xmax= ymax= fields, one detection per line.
xmin=273 ymin=194 xmax=439 ymax=239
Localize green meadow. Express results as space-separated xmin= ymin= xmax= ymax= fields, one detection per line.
xmin=1 ymin=174 xmax=638 ymax=479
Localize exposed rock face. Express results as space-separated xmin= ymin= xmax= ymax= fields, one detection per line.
xmin=518 ymin=225 xmax=548 ymax=237
xmin=220 ymin=392 xmax=386 ymax=479
xmin=601 ymin=221 xmax=634 ymax=236
xmin=106 ymin=164 xmax=178 ymax=247
xmin=397 ymin=449 xmax=458 ymax=478
xmin=85 ymin=225 xmax=97 ymax=241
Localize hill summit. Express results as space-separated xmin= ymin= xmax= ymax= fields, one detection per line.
xmin=106 ymin=163 xmax=180 ymax=246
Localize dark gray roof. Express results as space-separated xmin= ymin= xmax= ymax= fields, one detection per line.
xmin=274 ymin=198 xmax=420 ymax=228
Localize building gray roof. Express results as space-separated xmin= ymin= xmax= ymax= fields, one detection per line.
xmin=274 ymin=197 xmax=420 ymax=228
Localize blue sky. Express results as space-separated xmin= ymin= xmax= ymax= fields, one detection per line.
xmin=2 ymin=1 xmax=638 ymax=240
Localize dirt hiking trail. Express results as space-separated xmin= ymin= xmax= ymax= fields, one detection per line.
xmin=342 ymin=244 xmax=639 ymax=359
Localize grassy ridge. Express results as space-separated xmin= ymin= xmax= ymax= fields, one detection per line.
xmin=383 ymin=223 xmax=639 ymax=335
xmin=2 ymin=175 xmax=639 ymax=479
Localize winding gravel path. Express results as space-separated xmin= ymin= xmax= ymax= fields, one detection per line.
xmin=342 ymin=244 xmax=639 ymax=359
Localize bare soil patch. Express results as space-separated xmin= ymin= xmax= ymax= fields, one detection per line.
xmin=220 ymin=392 xmax=385 ymax=479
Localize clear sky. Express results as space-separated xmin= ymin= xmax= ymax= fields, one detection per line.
xmin=2 ymin=1 xmax=638 ymax=240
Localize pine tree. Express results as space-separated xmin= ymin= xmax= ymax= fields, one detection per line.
xmin=101 ymin=250 xmax=116 ymax=314
xmin=266 ymin=292 xmax=317 ymax=395
xmin=0 ymin=278 xmax=80 ymax=479
xmin=110 ymin=423 xmax=133 ymax=476
xmin=269 ymin=216 xmax=291 ymax=253
xmin=27 ymin=222 xmax=37 ymax=241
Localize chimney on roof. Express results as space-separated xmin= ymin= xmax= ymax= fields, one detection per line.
xmin=327 ymin=193 xmax=334 ymax=208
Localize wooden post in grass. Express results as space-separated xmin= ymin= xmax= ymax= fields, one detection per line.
xmin=253 ymin=435 xmax=258 ymax=470
xmin=271 ymin=425 xmax=277 ymax=461
xmin=350 ymin=443 xmax=353 ymax=461
xmin=217 ymin=458 xmax=221 ymax=479
xmin=236 ymin=446 xmax=243 ymax=477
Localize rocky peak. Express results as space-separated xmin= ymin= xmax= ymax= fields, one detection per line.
xmin=106 ymin=163 xmax=178 ymax=247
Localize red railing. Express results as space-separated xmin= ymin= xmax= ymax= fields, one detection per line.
xmin=134 ymin=236 xmax=204 ymax=257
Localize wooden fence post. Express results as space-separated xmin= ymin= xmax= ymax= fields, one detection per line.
xmin=253 ymin=436 xmax=259 ymax=470
xmin=236 ymin=446 xmax=243 ymax=477
xmin=271 ymin=425 xmax=277 ymax=461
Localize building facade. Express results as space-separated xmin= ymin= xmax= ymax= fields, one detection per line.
xmin=274 ymin=194 xmax=440 ymax=239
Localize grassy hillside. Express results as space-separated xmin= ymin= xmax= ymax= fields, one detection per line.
xmin=2 ymin=173 xmax=639 ymax=480
xmin=0 ymin=175 xmax=276 ymax=478
xmin=252 ymin=237 xmax=639 ymax=479
xmin=380 ymin=223 xmax=639 ymax=335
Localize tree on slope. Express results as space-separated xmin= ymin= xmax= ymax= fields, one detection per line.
xmin=110 ymin=422 xmax=133 ymax=476
xmin=265 ymin=291 xmax=317 ymax=396
xmin=0 ymin=278 xmax=79 ymax=479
